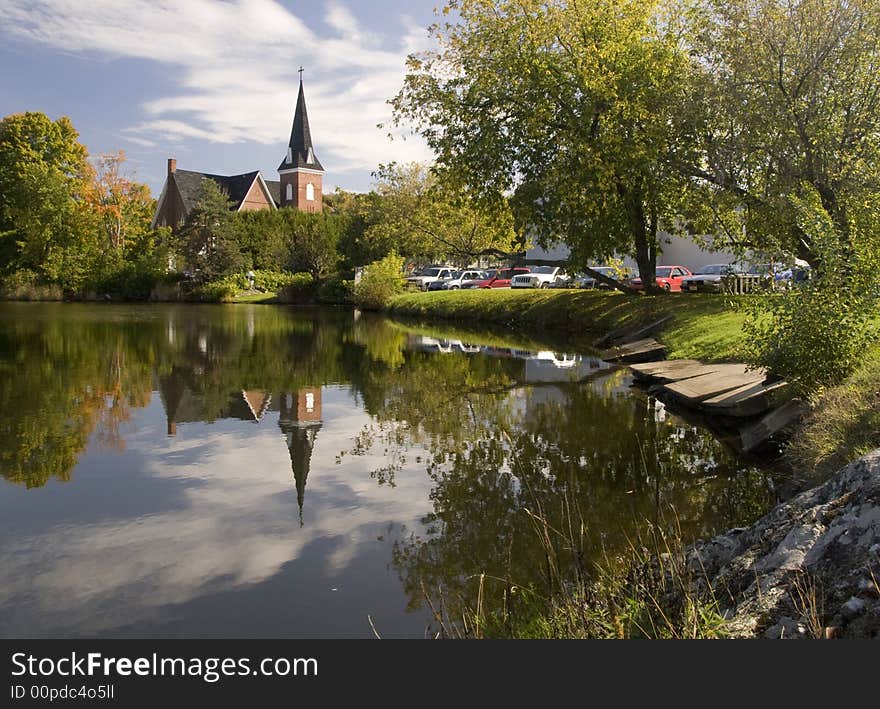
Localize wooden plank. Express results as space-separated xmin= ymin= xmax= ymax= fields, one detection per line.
xmin=701 ymin=378 xmax=789 ymax=417
xmin=595 ymin=315 xmax=673 ymax=349
xmin=662 ymin=365 xmax=768 ymax=404
xmin=740 ymin=400 xmax=807 ymax=452
xmin=601 ymin=338 xmax=666 ymax=363
xmin=630 ymin=359 xmax=723 ymax=383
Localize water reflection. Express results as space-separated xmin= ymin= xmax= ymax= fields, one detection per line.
xmin=0 ymin=303 xmax=775 ymax=637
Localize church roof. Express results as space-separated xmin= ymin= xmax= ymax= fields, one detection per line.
xmin=264 ymin=179 xmax=281 ymax=207
xmin=173 ymin=169 xmax=263 ymax=213
xmin=278 ymin=80 xmax=324 ymax=172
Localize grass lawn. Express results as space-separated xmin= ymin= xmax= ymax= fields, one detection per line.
xmin=388 ymin=288 xmax=748 ymax=362
xmin=228 ymin=291 xmax=280 ymax=304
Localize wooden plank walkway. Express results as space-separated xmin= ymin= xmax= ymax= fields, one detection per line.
xmin=628 ymin=357 xmax=795 ymax=420
xmin=630 ymin=359 xmax=723 ymax=383
xmin=741 ymin=400 xmax=807 ymax=452
xmin=701 ymin=378 xmax=790 ymax=418
xmin=663 ymin=365 xmax=768 ymax=404
xmin=622 ymin=351 xmax=803 ymax=444
xmin=600 ymin=338 xmax=666 ymax=363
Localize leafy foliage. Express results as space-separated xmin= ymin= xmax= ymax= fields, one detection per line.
xmin=233 ymin=209 xmax=342 ymax=279
xmin=0 ymin=112 xmax=98 ymax=291
xmin=316 ymin=274 xmax=355 ymax=305
xmin=181 ymin=180 xmax=246 ymax=280
xmin=742 ymin=190 xmax=880 ymax=397
xmin=353 ymin=252 xmax=406 ymax=310
xmin=392 ymin=0 xmax=696 ymax=286
xmin=681 ymin=0 xmax=880 ymax=270
xmin=192 ymin=270 xmax=314 ymax=302
xmin=364 ymin=162 xmax=522 ymax=265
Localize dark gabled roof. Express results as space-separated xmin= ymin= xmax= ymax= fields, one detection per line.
xmin=264 ymin=179 xmax=281 ymax=207
xmin=278 ymin=80 xmax=324 ymax=172
xmin=173 ymin=169 xmax=262 ymax=213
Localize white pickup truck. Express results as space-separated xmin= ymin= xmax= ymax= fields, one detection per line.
xmin=406 ymin=266 xmax=456 ymax=291
xmin=510 ymin=266 xmax=568 ymax=289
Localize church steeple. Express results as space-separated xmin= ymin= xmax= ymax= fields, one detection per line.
xmin=278 ymin=73 xmax=324 ymax=212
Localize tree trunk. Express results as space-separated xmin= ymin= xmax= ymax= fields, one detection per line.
xmin=625 ymin=186 xmax=660 ymax=294
xmin=580 ymin=265 xmax=634 ymax=294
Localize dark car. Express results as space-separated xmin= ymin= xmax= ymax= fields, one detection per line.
xmin=680 ymin=263 xmax=747 ymax=293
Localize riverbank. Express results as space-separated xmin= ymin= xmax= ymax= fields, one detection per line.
xmin=388 ymin=289 xmax=747 ymax=362
xmin=387 ymin=290 xmax=880 ymax=638
xmin=388 ymin=289 xmax=880 ymax=485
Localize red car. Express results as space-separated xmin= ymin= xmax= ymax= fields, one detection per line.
xmin=630 ymin=265 xmax=693 ymax=292
xmin=468 ymin=267 xmax=532 ymax=289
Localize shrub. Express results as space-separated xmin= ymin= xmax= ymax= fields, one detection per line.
xmin=277 ymin=272 xmax=315 ymax=303
xmin=0 ymin=269 xmax=63 ymax=301
xmin=316 ymin=275 xmax=355 ymax=305
xmin=252 ymin=269 xmax=300 ymax=292
xmin=189 ymin=270 xmax=315 ymax=303
xmin=93 ymin=261 xmax=167 ymax=301
xmin=353 ymin=252 xmax=406 ymax=310
xmin=191 ymin=279 xmax=239 ymax=302
xmin=742 ymin=191 xmax=880 ymax=398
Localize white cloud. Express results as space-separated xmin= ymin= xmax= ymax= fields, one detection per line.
xmin=0 ymin=391 xmax=434 ymax=637
xmin=0 ymin=0 xmax=434 ymax=184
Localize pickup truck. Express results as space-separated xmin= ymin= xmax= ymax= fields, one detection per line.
xmin=510 ymin=266 xmax=568 ymax=289
xmin=406 ymin=266 xmax=456 ymax=291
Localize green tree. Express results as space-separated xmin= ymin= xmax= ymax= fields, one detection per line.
xmin=680 ymin=0 xmax=880 ymax=271
xmin=233 ymin=209 xmax=341 ymax=279
xmin=0 ymin=112 xmax=99 ymax=292
xmin=233 ymin=209 xmax=289 ymax=271
xmin=365 ymin=162 xmax=523 ymax=265
xmin=392 ymin=0 xmax=695 ymax=290
xmin=182 ymin=180 xmax=246 ymax=279
xmin=325 ymin=189 xmax=374 ymax=275
xmin=281 ymin=210 xmax=341 ymax=279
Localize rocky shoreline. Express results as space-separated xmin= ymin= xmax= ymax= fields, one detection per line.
xmin=685 ymin=450 xmax=880 ymax=638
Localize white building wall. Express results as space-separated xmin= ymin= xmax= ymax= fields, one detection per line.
xmin=525 ymin=233 xmax=747 ymax=273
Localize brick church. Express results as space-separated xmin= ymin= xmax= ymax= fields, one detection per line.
xmin=151 ymin=77 xmax=324 ymax=230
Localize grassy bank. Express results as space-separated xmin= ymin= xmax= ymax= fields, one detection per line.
xmin=388 ymin=289 xmax=748 ymax=362
xmin=786 ymin=349 xmax=880 ymax=483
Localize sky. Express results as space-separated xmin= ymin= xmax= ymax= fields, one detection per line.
xmin=0 ymin=0 xmax=442 ymax=198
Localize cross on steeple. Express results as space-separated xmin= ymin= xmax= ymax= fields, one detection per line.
xmin=298 ymin=66 xmax=304 ymax=82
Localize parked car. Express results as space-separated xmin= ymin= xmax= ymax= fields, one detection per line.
xmin=510 ymin=266 xmax=568 ymax=289
xmin=629 ymin=265 xmax=693 ymax=292
xmin=406 ymin=266 xmax=456 ymax=291
xmin=461 ymin=269 xmax=497 ymax=289
xmin=774 ymin=261 xmax=811 ymax=289
xmin=680 ymin=263 xmax=747 ymax=293
xmin=467 ymin=267 xmax=532 ymax=289
xmin=746 ymin=261 xmax=810 ymax=290
xmin=427 ymin=269 xmax=487 ymax=291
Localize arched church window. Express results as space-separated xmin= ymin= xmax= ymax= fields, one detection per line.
xmin=306 ymin=183 xmax=315 ymax=201
xmin=286 ymin=183 xmax=293 ymax=201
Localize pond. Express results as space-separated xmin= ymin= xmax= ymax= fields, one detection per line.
xmin=0 ymin=303 xmax=776 ymax=638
